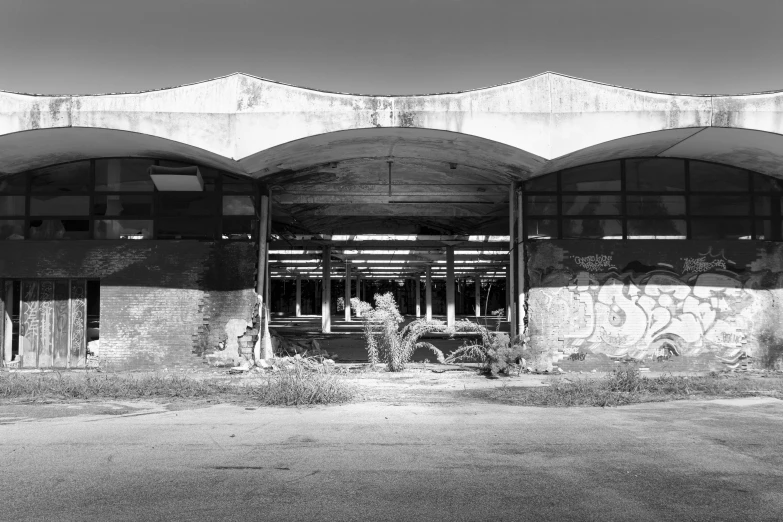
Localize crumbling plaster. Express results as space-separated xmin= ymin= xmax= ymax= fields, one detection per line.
xmin=3 ymin=72 xmax=783 ymax=179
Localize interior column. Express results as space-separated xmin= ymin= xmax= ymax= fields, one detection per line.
xmin=322 ymin=246 xmax=332 ymax=333
xmin=446 ymin=246 xmax=456 ymax=328
xmin=344 ymin=261 xmax=352 ymax=322
xmin=474 ymin=274 xmax=481 ymax=318
xmin=356 ymin=272 xmax=362 ymax=317
xmin=295 ymin=273 xmax=302 ymax=317
xmin=425 ymin=265 xmax=433 ymax=321
xmin=415 ymin=277 xmax=421 ymax=317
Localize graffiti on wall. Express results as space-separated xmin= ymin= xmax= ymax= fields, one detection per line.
xmin=527 ymin=242 xmax=782 ymax=370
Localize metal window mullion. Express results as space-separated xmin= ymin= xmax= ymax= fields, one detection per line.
xmin=556 ymin=172 xmax=562 ymax=239
xmin=620 ymin=160 xmax=627 ymax=239
xmin=684 ymin=160 xmax=691 ymax=239
xmin=748 ymin=171 xmax=757 ymax=239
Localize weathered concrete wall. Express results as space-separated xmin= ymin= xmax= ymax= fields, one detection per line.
xmin=526 ymin=241 xmax=783 ymax=372
xmin=3 ymin=72 xmax=783 ymax=179
xmin=0 ymin=241 xmax=256 ymax=370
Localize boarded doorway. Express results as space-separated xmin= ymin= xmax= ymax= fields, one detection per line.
xmin=15 ymin=280 xmax=90 ymax=369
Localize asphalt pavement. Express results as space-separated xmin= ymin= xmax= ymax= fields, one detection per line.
xmin=1 ymin=397 xmax=782 ymax=521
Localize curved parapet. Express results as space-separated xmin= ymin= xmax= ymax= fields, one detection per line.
xmin=1 ymin=72 xmax=782 ymax=166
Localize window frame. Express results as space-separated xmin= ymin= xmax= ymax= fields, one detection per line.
xmin=0 ymin=158 xmax=258 ymax=241
xmin=522 ymin=157 xmax=782 ymax=241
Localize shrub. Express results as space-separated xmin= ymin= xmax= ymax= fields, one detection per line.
xmin=352 ymin=293 xmax=450 ymax=371
xmin=445 ymin=320 xmax=526 ymax=376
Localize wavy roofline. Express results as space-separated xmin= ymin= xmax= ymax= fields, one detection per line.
xmin=1 ymin=70 xmax=783 ymax=98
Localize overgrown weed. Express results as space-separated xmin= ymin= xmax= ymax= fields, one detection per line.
xmin=489 ymin=366 xmax=783 ymax=407
xmin=0 ymin=362 xmax=355 ymax=406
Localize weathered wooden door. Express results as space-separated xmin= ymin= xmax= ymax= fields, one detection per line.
xmin=19 ymin=280 xmax=87 ymax=368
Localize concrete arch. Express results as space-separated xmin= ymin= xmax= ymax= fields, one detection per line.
xmin=238 ymin=127 xmax=546 ymax=182
xmin=0 ymin=127 xmax=244 ymax=175
xmin=537 ymin=127 xmax=783 ymax=180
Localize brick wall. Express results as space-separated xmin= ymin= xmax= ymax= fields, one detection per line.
xmin=0 ymin=241 xmax=257 ymax=370
xmin=525 ymin=240 xmax=783 ymax=372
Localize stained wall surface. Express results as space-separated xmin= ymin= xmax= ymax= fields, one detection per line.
xmin=526 ymin=240 xmax=783 ymax=372
xmin=0 ymin=241 xmax=257 ymax=370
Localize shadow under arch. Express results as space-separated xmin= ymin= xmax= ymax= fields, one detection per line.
xmin=536 ymin=127 xmax=783 ymax=180
xmin=237 ymin=127 xmax=547 ymax=183
xmin=0 ymin=127 xmax=245 ymax=176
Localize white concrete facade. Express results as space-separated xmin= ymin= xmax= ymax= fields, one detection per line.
xmin=2 ymin=72 xmax=783 ymax=180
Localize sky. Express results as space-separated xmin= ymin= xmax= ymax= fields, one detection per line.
xmin=1 ymin=0 xmax=781 ymax=96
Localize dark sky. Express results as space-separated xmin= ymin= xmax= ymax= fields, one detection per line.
xmin=1 ymin=0 xmax=781 ymax=95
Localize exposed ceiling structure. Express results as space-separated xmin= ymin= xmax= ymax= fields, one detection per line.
xmin=249 ymin=128 xmax=542 ymax=238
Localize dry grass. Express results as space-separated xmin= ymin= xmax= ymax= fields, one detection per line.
xmin=487 ymin=368 xmax=783 ymax=407
xmin=0 ymin=362 xmax=355 ymax=406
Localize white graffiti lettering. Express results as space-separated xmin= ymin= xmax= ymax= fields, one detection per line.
xmin=682 ymin=256 xmax=727 ymax=273
xmin=574 ymin=255 xmax=613 ymax=272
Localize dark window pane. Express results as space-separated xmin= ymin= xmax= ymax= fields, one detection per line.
xmin=525 ymin=219 xmax=558 ymax=239
xmin=689 ymin=161 xmax=748 ymax=191
xmin=158 ymin=193 xmax=216 ymax=217
xmin=525 ymin=195 xmax=557 ymax=215
xmin=30 ymin=162 xmax=90 ymax=192
xmin=222 ymin=217 xmax=257 ymax=240
xmin=94 ymin=219 xmax=153 ymax=239
xmin=627 ymin=219 xmax=686 ymax=239
xmin=562 ymin=219 xmax=622 ymax=239
xmin=561 ymin=161 xmax=621 ymax=191
xmin=28 ymin=219 xmax=90 ymax=239
xmin=0 ymin=175 xmax=26 ymax=194
xmin=523 ymin=174 xmax=557 ymax=192
xmin=690 ymin=195 xmax=750 ymax=216
xmin=157 ymin=218 xmax=215 ymax=239
xmin=95 ymin=159 xmax=154 ymax=191
xmin=222 ymin=174 xmax=254 ymax=193
xmin=691 ymin=219 xmax=752 ymax=240
xmin=626 ymin=195 xmax=685 ymax=216
xmin=0 ymin=195 xmax=25 ymax=216
xmin=30 ymin=195 xmax=90 ymax=216
xmin=223 ymin=195 xmax=255 ymax=216
xmin=93 ymin=195 xmax=153 ymax=217
xmin=625 ymin=158 xmax=686 ymax=191
xmin=756 ymin=220 xmax=772 ymax=240
xmin=0 ymin=220 xmax=24 ymax=240
xmin=755 ymin=196 xmax=772 ymax=216
xmin=562 ymin=195 xmax=621 ymax=215
xmin=753 ymin=173 xmax=783 ymax=192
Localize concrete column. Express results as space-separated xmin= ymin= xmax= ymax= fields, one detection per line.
xmin=295 ymin=274 xmax=302 ymax=317
xmin=475 ymin=275 xmax=481 ymax=318
xmin=344 ymin=262 xmax=352 ymax=322
xmin=356 ymin=272 xmax=362 ymax=317
xmin=446 ymin=246 xmax=456 ymax=328
xmin=505 ymin=265 xmax=511 ymax=320
xmin=415 ymin=277 xmax=421 ymax=317
xmin=508 ymin=182 xmax=517 ymax=340
xmin=517 ymin=188 xmax=526 ymax=337
xmin=3 ymin=281 xmax=12 ymax=364
xmin=254 ymin=190 xmax=273 ymax=361
xmin=425 ymin=265 xmax=433 ymax=321
xmin=322 ymin=246 xmax=332 ymax=333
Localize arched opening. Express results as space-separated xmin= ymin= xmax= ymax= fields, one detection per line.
xmin=240 ymin=127 xmax=545 ymax=339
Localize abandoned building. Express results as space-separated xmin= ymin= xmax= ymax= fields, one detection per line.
xmin=1 ymin=71 xmax=783 ymax=371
